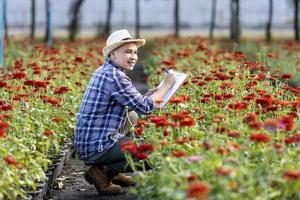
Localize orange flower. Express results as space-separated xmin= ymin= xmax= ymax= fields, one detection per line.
xmin=51 ymin=117 xmax=65 ymax=122
xmin=43 ymin=129 xmax=55 ymax=137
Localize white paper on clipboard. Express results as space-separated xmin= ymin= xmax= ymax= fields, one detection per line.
xmin=154 ymin=70 xmax=188 ymax=108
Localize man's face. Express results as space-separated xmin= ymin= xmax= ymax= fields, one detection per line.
xmin=110 ymin=43 xmax=138 ymax=71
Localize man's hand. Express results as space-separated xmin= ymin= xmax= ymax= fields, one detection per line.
xmin=145 ymin=88 xmax=159 ymax=96
xmin=162 ymin=71 xmax=176 ymax=89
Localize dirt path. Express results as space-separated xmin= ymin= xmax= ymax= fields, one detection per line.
xmin=45 ymin=155 xmax=137 ymax=200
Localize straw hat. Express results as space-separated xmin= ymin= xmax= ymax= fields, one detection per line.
xmin=102 ymin=29 xmax=146 ymax=57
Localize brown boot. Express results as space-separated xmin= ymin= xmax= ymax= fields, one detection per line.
xmin=112 ymin=173 xmax=135 ymax=187
xmin=84 ymin=166 xmax=123 ymax=195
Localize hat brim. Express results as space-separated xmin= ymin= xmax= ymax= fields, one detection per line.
xmin=102 ymin=39 xmax=146 ymax=57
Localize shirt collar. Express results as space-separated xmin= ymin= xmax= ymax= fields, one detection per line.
xmin=106 ymin=58 xmax=125 ymax=72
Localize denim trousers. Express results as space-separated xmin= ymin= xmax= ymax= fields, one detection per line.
xmin=85 ymin=111 xmax=138 ymax=177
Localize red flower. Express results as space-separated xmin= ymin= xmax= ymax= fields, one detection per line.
xmin=11 ymin=71 xmax=27 ymax=79
xmin=134 ymin=127 xmax=144 ymax=136
xmin=202 ymin=140 xmax=212 ymax=150
xmin=283 ymin=169 xmax=300 ymax=180
xmin=187 ymin=175 xmax=197 ymax=182
xmin=248 ymin=121 xmax=263 ymax=130
xmin=179 ymin=116 xmax=196 ymax=127
xmin=3 ymin=155 xmax=22 ymax=168
xmin=280 ymin=74 xmax=292 ymax=80
xmin=169 ymin=96 xmax=185 ymax=104
xmin=74 ymin=57 xmax=84 ymax=63
xmin=0 ymin=81 xmax=7 ymax=88
xmin=51 ymin=117 xmax=65 ymax=122
xmin=162 ymin=59 xmax=175 ymax=66
xmin=120 ymin=141 xmax=137 ymax=154
xmin=40 ymin=95 xmax=60 ymax=105
xmin=249 ymin=133 xmax=271 ymax=143
xmin=34 ymin=81 xmax=48 ymax=88
xmin=43 ymin=129 xmax=55 ymax=137
xmin=54 ymin=86 xmax=69 ymax=94
xmin=24 ymin=79 xmax=36 ymax=86
xmin=172 ymin=150 xmax=186 ymax=157
xmin=227 ymin=131 xmax=240 ymax=138
xmin=136 ymin=153 xmax=148 ymax=160
xmin=137 ymin=143 xmax=154 ymax=153
xmin=216 ymin=147 xmax=228 ymax=155
xmin=256 ymin=73 xmax=266 ymax=81
xmin=187 ymin=182 xmax=209 ymax=200
xmin=277 ymin=115 xmax=295 ymax=131
xmin=136 ymin=119 xmax=149 ymax=127
xmin=255 ymin=97 xmax=272 ymax=107
xmin=0 ymin=128 xmax=7 ymax=137
xmin=215 ymin=167 xmax=233 ymax=176
xmin=175 ymin=137 xmax=190 ymax=145
xmin=242 ymin=112 xmax=257 ymax=124
xmin=284 ymin=133 xmax=300 ymax=145
xmin=0 ymin=121 xmax=9 ymax=129
xmin=163 ymin=130 xmax=169 ymax=136
xmin=234 ymin=51 xmax=245 ymax=59
xmin=0 ymin=104 xmax=13 ymax=111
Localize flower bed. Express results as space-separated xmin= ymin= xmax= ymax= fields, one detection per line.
xmin=0 ymin=39 xmax=104 ymax=199
xmin=124 ymin=38 xmax=300 ymax=199
xmin=0 ymin=37 xmax=299 ymax=200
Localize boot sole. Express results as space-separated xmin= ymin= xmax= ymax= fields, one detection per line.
xmin=84 ymin=172 xmax=123 ymax=195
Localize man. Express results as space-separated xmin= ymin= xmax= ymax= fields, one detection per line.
xmin=74 ymin=29 xmax=175 ymax=195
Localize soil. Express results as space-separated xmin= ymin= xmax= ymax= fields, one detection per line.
xmin=45 ymin=154 xmax=137 ymax=200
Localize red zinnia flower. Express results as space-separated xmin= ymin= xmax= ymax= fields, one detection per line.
xmin=242 ymin=112 xmax=257 ymax=124
xmin=136 ymin=153 xmax=148 ymax=160
xmin=249 ymin=133 xmax=271 ymax=143
xmin=284 ymin=133 xmax=300 ymax=145
xmin=163 ymin=130 xmax=170 ymax=136
xmin=248 ymin=121 xmax=263 ymax=130
xmin=277 ymin=115 xmax=295 ymax=131
xmin=227 ymin=131 xmax=240 ymax=138
xmin=215 ymin=167 xmax=233 ymax=176
xmin=134 ymin=127 xmax=144 ymax=136
xmin=11 ymin=71 xmax=26 ymax=79
xmin=179 ymin=116 xmax=196 ymax=127
xmin=54 ymin=86 xmax=69 ymax=94
xmin=187 ymin=182 xmax=209 ymax=200
xmin=0 ymin=104 xmax=13 ymax=111
xmin=3 ymin=155 xmax=22 ymax=168
xmin=283 ymin=169 xmax=300 ymax=180
xmin=280 ymin=74 xmax=292 ymax=80
xmin=255 ymin=97 xmax=272 ymax=107
xmin=187 ymin=175 xmax=197 ymax=182
xmin=137 ymin=143 xmax=154 ymax=153
xmin=43 ymin=129 xmax=55 ymax=136
xmin=0 ymin=81 xmax=7 ymax=88
xmin=51 ymin=117 xmax=65 ymax=122
xmin=172 ymin=150 xmax=186 ymax=157
xmin=120 ymin=141 xmax=137 ymax=154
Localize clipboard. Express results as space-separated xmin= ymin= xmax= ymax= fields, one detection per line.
xmin=155 ymin=70 xmax=188 ymax=108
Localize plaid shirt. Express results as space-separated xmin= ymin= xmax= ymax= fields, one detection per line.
xmin=74 ymin=59 xmax=154 ymax=161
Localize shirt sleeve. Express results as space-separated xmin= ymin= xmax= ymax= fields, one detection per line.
xmin=110 ymin=71 xmax=154 ymax=114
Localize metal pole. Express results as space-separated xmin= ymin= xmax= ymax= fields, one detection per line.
xmin=47 ymin=0 xmax=52 ymax=48
xmin=0 ymin=0 xmax=5 ymax=66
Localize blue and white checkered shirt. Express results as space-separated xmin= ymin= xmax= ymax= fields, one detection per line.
xmin=74 ymin=59 xmax=154 ymax=161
